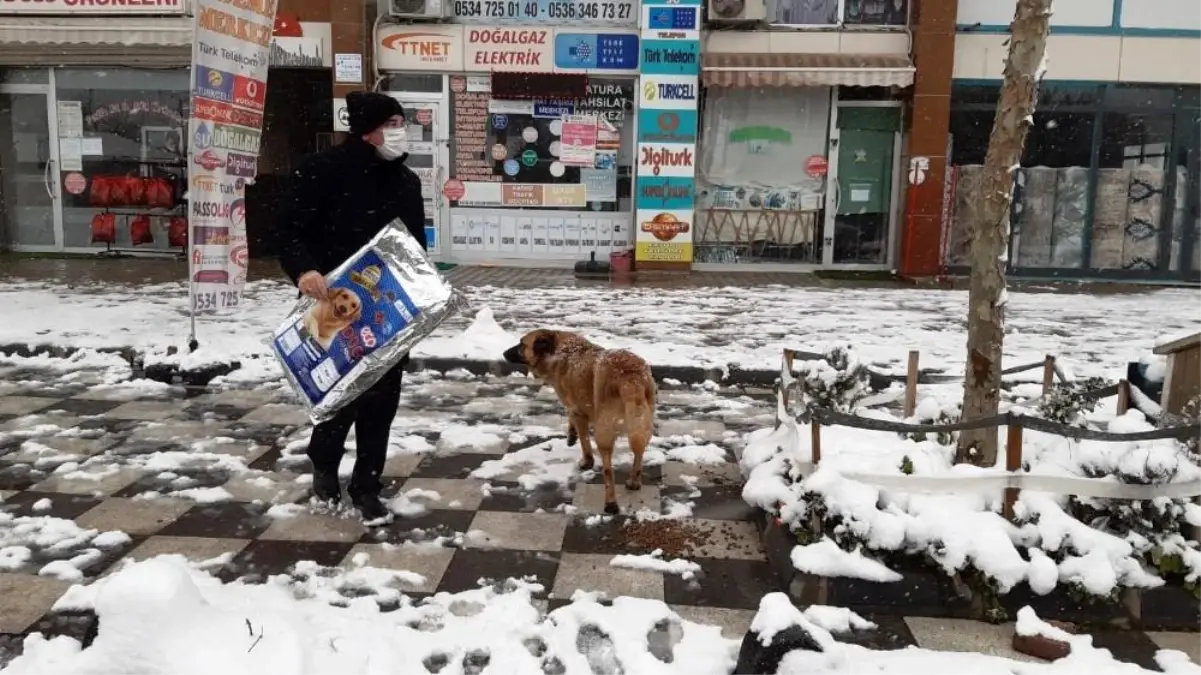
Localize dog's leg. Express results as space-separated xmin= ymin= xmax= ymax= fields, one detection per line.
xmin=569 ymin=412 xmax=594 ymax=470
xmin=594 ymin=420 xmax=619 ymax=514
xmin=626 ymin=426 xmax=649 ymax=491
xmin=566 ymin=419 xmax=578 ymax=447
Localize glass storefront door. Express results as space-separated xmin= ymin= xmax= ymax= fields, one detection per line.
xmin=0 ymin=86 xmax=62 ymax=250
xmin=822 ymin=104 xmax=902 ymax=265
xmin=389 ymin=94 xmax=445 ymax=259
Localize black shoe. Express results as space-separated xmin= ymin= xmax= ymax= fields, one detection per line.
xmin=351 ymin=493 xmax=392 ymax=525
xmin=312 ymin=472 xmax=342 ymax=503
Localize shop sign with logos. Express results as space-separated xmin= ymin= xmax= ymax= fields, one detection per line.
xmin=639 ymin=39 xmax=698 ymax=76
xmin=376 ymin=25 xmax=465 ymax=71
xmin=0 ymin=0 xmax=186 ymax=13
xmin=449 ymin=0 xmax=636 ymax=26
xmin=635 ymin=2 xmax=701 ymax=265
xmin=638 ymin=74 xmax=698 ymax=110
xmin=188 ymin=0 xmax=276 ymax=316
xmin=464 ymin=26 xmax=554 ymax=72
xmin=636 ymin=108 xmax=697 ymax=144
xmin=553 ymin=31 xmax=638 ymax=72
xmin=634 ymin=208 xmax=692 ymax=263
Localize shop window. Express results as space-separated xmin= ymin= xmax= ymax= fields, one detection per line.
xmin=767 ymin=0 xmax=907 ymax=25
xmin=948 ymin=85 xmax=1097 ymax=270
xmin=1090 ymin=112 xmax=1176 ymax=271
xmin=0 ymin=69 xmax=49 ymax=85
xmin=446 ymin=75 xmax=634 ymax=212
xmin=55 ymin=69 xmax=190 ymax=251
xmin=696 ymin=86 xmax=831 ymax=264
xmin=383 ymin=73 xmax=444 ymax=94
xmin=843 ymin=0 xmax=908 ymax=25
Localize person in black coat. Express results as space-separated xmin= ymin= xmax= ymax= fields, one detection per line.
xmin=276 ymin=91 xmax=426 ymax=523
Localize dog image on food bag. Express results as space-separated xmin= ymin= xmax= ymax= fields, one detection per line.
xmin=503 ymin=330 xmax=656 ymax=515
xmin=302 ymin=287 xmax=363 ymax=350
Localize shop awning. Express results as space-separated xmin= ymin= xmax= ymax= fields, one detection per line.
xmin=702 ymin=52 xmax=915 ymax=88
xmin=0 ymin=17 xmax=191 ymax=67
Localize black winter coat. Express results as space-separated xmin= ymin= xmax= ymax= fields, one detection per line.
xmin=277 ymin=137 xmax=426 ymax=284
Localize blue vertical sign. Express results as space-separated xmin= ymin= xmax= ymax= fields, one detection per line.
xmin=636 ymin=3 xmax=701 ymax=265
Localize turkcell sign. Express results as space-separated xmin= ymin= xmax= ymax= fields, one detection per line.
xmin=636 ymin=108 xmax=697 ymax=144
xmin=637 ymin=176 xmax=694 ymax=210
xmin=640 ymin=39 xmax=698 ymax=75
xmin=194 ymin=65 xmax=234 ymax=104
xmin=211 ymin=124 xmax=261 ymax=154
xmin=638 ymin=74 xmax=698 ymax=110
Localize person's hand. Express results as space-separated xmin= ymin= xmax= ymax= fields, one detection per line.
xmin=298 ymin=271 xmax=328 ymax=300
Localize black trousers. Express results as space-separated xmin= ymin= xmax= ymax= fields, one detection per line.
xmin=306 ymin=364 xmax=403 ymax=498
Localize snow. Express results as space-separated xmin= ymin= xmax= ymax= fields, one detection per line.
xmin=610 ymin=549 xmax=701 ymax=579
xmin=665 ymin=444 xmax=728 ymax=465
xmin=1 ymin=279 xmax=1197 ymax=382
xmin=3 ymin=556 xmax=740 ymax=675
xmin=741 ymin=382 xmax=1201 ymax=598
xmin=744 ymin=594 xmax=1187 ymax=675
xmin=790 ymin=537 xmax=903 ymax=583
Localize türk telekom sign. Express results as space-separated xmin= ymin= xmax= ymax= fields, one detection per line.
xmin=0 ymin=0 xmax=186 ymax=13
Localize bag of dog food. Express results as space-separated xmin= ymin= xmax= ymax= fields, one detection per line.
xmin=269 ymin=221 xmax=467 ymax=424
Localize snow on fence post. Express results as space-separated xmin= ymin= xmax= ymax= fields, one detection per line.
xmin=1116 ymin=379 xmax=1131 ymax=415
xmin=1041 ymin=355 xmax=1056 ymax=397
xmin=781 ymin=349 xmax=796 ymax=409
xmin=904 ymin=350 xmax=920 ymax=418
xmin=1003 ymin=422 xmax=1024 ymax=521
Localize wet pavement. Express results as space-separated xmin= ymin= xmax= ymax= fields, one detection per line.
xmin=0 ymin=365 xmax=777 ymax=640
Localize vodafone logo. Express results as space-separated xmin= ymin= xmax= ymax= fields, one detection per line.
xmin=229 ymin=243 xmax=248 ymax=268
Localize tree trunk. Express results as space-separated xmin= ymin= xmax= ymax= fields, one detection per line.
xmin=955 ymin=0 xmax=1052 ymax=466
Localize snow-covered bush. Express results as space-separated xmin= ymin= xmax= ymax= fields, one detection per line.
xmin=900 ymin=398 xmax=960 ymax=446
xmin=1037 ymin=376 xmax=1111 ymax=426
xmin=788 ymin=346 xmax=870 ymax=414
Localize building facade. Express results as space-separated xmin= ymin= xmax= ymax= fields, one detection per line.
xmin=0 ymin=0 xmax=355 ymax=257
xmin=903 ymin=0 xmax=1201 ymax=283
xmin=3 ymin=0 xmax=1197 ymax=282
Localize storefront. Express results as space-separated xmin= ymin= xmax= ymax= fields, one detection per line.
xmin=375 ymin=14 xmax=641 ymax=265
xmin=696 ymin=50 xmax=913 ymax=269
xmin=944 ymin=83 xmax=1201 ymax=281
xmin=0 ymin=2 xmax=193 ymax=254
xmin=0 ymin=2 xmax=338 ymax=257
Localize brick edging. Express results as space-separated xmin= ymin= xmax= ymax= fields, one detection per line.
xmin=751 ymin=507 xmax=1200 ymax=630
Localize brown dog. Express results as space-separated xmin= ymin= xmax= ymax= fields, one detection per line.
xmin=503 ymin=330 xmax=655 ymax=515
xmin=303 ymin=287 xmax=363 ymax=349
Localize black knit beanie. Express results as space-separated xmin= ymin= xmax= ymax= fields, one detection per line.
xmin=346 ymin=91 xmax=405 ymax=135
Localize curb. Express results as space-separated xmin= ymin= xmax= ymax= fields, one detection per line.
xmin=752 ymin=509 xmax=1200 ymax=630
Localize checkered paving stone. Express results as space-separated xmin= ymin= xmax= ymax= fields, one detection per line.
xmin=1 ymin=364 xmax=1197 ymax=670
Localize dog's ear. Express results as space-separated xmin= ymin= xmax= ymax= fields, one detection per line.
xmin=532 ymin=332 xmax=555 ymax=358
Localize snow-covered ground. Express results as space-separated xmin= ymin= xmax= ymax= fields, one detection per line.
xmin=740 ymin=346 xmax=1201 ymax=601
xmin=0 ymin=278 xmax=1198 ymax=380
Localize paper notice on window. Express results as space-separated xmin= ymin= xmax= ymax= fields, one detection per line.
xmin=56 ymin=101 xmax=83 ymax=139
xmin=849 ymin=185 xmax=871 ymax=203
xmin=581 ymin=168 xmax=617 ymax=203
xmin=58 ymin=138 xmax=83 ymax=171
xmin=81 ymin=137 xmax=104 ymax=156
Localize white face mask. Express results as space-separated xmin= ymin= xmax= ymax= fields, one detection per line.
xmin=376 ymin=127 xmax=407 ymax=161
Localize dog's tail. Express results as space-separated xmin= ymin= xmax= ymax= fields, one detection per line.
xmin=619 ymin=378 xmax=655 ymax=450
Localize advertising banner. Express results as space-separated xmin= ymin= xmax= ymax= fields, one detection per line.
xmin=635 ymin=2 xmax=701 ymax=265
xmin=188 ymin=0 xmax=277 ymax=315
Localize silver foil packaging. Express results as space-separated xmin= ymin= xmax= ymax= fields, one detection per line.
xmin=270 ymin=222 xmax=467 ymax=423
